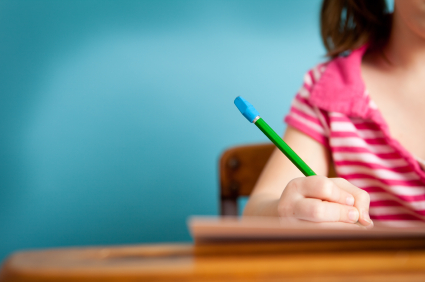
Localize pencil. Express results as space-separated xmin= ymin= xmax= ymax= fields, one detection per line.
xmin=234 ymin=96 xmax=316 ymax=177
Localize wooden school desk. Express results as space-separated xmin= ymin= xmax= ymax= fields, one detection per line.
xmin=3 ymin=238 xmax=425 ymax=282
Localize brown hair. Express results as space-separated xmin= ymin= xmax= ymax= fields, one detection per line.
xmin=320 ymin=0 xmax=392 ymax=58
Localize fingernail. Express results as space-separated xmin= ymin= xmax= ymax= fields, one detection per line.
xmin=362 ymin=210 xmax=373 ymax=226
xmin=346 ymin=196 xmax=355 ymax=206
xmin=348 ymin=209 xmax=359 ymax=222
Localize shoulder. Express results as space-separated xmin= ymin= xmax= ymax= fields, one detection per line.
xmin=301 ymin=46 xmax=371 ymax=118
xmin=298 ymin=63 xmax=328 ymax=100
xmin=285 ymin=63 xmax=331 ymax=146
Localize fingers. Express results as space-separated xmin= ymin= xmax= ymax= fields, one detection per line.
xmin=288 ymin=176 xmax=355 ymax=207
xmin=331 ymin=178 xmax=373 ymax=227
xmin=281 ymin=176 xmax=372 ymax=227
xmin=294 ymin=198 xmax=359 ymax=223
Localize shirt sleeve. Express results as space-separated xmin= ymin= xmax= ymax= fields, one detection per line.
xmin=284 ymin=66 xmax=330 ymax=147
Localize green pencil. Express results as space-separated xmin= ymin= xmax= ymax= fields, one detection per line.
xmin=234 ymin=96 xmax=316 ymax=177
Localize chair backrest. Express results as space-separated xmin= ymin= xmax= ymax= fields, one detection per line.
xmin=219 ymin=143 xmax=274 ymax=216
xmin=219 ymin=142 xmax=337 ymax=216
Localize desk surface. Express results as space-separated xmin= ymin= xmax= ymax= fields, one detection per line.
xmin=3 ymin=238 xmax=425 ymax=282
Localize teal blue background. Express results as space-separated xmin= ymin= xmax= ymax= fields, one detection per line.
xmin=0 ymin=0 xmax=326 ymax=262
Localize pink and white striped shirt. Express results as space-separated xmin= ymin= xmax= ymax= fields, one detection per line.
xmin=285 ymin=46 xmax=425 ymax=227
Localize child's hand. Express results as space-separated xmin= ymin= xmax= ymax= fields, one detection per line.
xmin=277 ymin=176 xmax=373 ymax=227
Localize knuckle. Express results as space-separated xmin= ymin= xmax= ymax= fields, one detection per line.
xmin=335 ymin=177 xmax=352 ymax=188
xmin=311 ymin=175 xmax=326 ymax=183
xmin=313 ymin=175 xmax=328 ymax=187
xmin=310 ymin=203 xmax=325 ymax=220
xmin=336 ymin=177 xmax=348 ymax=184
xmin=314 ymin=177 xmax=333 ymax=199
xmin=286 ymin=178 xmax=302 ymax=193
xmin=319 ymin=180 xmax=334 ymax=199
xmin=358 ymin=190 xmax=370 ymax=203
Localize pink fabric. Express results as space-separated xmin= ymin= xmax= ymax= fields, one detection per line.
xmin=284 ymin=46 xmax=425 ymax=227
xmin=309 ymin=46 xmax=371 ymax=118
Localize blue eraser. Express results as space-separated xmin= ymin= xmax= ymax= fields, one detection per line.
xmin=234 ymin=96 xmax=260 ymax=123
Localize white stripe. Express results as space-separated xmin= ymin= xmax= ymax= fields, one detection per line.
xmin=303 ymin=72 xmax=312 ymax=86
xmin=369 ymin=192 xmax=425 ymax=210
xmin=410 ymin=201 xmax=425 ymax=210
xmin=312 ymin=66 xmax=322 ymax=81
xmin=292 ymin=98 xmax=318 ymax=118
xmin=331 ymin=122 xmax=384 ymax=138
xmin=356 ymin=129 xmax=384 ymax=138
xmin=329 ymin=112 xmax=345 ymax=117
xmin=348 ymin=178 xmax=425 ymax=196
xmin=331 ymin=121 xmax=357 ymax=132
xmin=333 ymin=152 xmax=407 ymax=168
xmin=337 ymin=165 xmax=419 ymax=180
xmin=298 ymin=86 xmax=310 ymax=98
xmin=369 ymin=100 xmax=378 ymax=110
xmin=289 ymin=112 xmax=325 ymax=136
xmin=331 ymin=137 xmax=394 ymax=153
xmin=364 ymin=91 xmax=379 ymax=109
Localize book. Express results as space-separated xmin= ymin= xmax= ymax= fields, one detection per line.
xmin=189 ymin=216 xmax=425 ymax=242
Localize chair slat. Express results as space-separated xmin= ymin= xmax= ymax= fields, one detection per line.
xmin=219 ymin=143 xmax=274 ymax=215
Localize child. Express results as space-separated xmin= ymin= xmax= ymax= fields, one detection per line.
xmin=244 ymin=0 xmax=425 ymax=228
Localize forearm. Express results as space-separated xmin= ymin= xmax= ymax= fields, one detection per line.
xmin=243 ymin=193 xmax=280 ymax=217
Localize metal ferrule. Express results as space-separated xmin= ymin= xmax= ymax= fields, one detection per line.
xmin=253 ymin=116 xmax=260 ymax=123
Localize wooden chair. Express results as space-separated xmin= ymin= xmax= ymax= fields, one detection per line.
xmin=219 ymin=143 xmax=274 ymax=216
xmin=219 ymin=142 xmax=337 ymax=216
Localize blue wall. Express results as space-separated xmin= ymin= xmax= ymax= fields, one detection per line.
xmin=0 ymin=0 xmax=324 ymax=261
